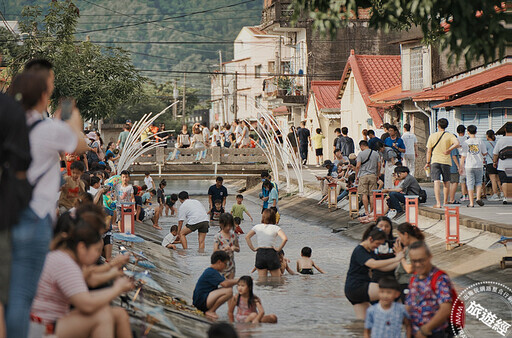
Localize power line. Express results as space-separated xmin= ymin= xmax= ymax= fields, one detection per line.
xmin=1 ymin=9 xmax=262 ymax=17
xmin=136 ymin=68 xmax=344 ymax=77
xmin=75 ymin=0 xmax=257 ymax=35
xmin=76 ymin=16 xmax=258 ymax=25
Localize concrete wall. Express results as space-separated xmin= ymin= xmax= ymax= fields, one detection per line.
xmin=100 ymin=123 xmax=124 ymax=146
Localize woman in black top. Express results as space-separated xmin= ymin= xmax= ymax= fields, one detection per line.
xmin=365 ymin=216 xmax=397 ymax=282
xmin=344 ymin=227 xmax=403 ymax=320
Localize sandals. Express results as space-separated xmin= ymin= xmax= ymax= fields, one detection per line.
xmin=476 ymin=199 xmax=485 ymax=206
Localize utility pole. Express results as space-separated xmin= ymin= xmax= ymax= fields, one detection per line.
xmin=278 ymin=35 xmax=282 ymax=75
xmin=173 ymin=78 xmax=178 ymax=118
xmin=182 ymin=73 xmax=186 ymax=123
xmin=233 ymin=71 xmax=238 ymax=121
xmin=219 ymin=50 xmax=225 ymax=124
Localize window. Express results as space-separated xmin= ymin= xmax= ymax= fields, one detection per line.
xmin=268 ymin=61 xmax=275 ymax=74
xmin=255 ymin=95 xmax=262 ymax=108
xmin=410 ymin=47 xmax=423 ymax=90
xmin=255 ymin=65 xmax=262 ymax=78
xmin=281 ymin=61 xmax=291 ymax=74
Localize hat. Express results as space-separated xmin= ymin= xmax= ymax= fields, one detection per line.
xmin=322 ymin=160 xmax=334 ymax=167
xmin=348 ymin=153 xmax=357 ymax=160
xmin=86 ymin=131 xmax=97 ymax=140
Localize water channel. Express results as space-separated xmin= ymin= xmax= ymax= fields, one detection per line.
xmin=149 ymin=180 xmax=361 ymax=337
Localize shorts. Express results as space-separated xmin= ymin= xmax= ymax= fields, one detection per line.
xmin=459 ymin=174 xmax=467 ymax=184
xmin=498 ymin=170 xmax=512 ymax=184
xmin=142 ymin=208 xmax=155 ymax=222
xmin=193 ymin=294 xmax=208 ymax=312
xmin=102 ymin=230 xmax=113 ymax=246
xmin=466 ymin=167 xmax=483 ymax=191
xmin=431 ymin=163 xmax=451 ymax=183
xmin=450 ymin=172 xmax=460 ymax=184
xmin=0 ymin=228 xmax=11 ymax=304
xmin=104 ymin=207 xmax=114 ymax=217
xmin=315 ymin=148 xmax=323 ymax=156
xmin=486 ymin=163 xmax=498 ymax=175
xmin=345 ymin=282 xmax=370 ymax=305
xmin=186 ymin=221 xmax=209 ymax=233
xmin=358 ymin=174 xmax=377 ymax=196
xmin=255 ymin=248 xmax=280 ymax=270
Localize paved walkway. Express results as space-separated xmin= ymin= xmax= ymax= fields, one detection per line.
xmin=288 ymin=165 xmax=512 ymax=234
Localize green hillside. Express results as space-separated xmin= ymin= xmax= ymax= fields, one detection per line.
xmin=1 ymin=0 xmax=262 ymax=101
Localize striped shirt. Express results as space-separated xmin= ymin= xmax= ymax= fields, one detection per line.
xmin=31 ymin=250 xmax=88 ymax=322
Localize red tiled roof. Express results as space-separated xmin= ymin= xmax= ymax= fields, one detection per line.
xmin=337 ymin=50 xmax=401 ymax=128
xmin=310 ymin=81 xmax=340 ymax=110
xmin=272 ymin=105 xmax=288 ymax=114
xmin=434 ymin=81 xmax=512 ymax=108
xmin=247 ymin=26 xmax=267 ymax=36
xmin=413 ymin=64 xmax=512 ymax=101
xmin=369 ymin=85 xmax=402 ymax=105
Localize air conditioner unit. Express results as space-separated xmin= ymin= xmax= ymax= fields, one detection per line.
xmin=284 ymin=32 xmax=297 ymax=46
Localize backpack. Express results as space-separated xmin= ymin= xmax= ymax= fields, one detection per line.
xmin=418 ymin=189 xmax=427 ymax=203
xmin=498 ymin=146 xmax=512 ymax=160
xmin=410 ymin=269 xmax=465 ymax=333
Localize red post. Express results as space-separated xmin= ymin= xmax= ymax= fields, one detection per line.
xmin=120 ymin=203 xmax=135 ymax=234
xmin=372 ymin=190 xmax=385 ymax=218
xmin=444 ymin=206 xmax=460 ymax=250
xmin=405 ymin=195 xmax=419 ymax=226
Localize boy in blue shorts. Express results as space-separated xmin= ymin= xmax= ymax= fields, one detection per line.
xmin=364 ymin=276 xmax=411 ymax=338
xmin=193 ymin=251 xmax=238 ymax=320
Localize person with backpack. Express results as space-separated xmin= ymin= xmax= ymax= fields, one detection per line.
xmin=355 ymin=140 xmax=381 ymax=216
xmin=336 ymin=127 xmax=355 ymax=157
xmin=425 ymin=118 xmax=460 ymax=208
xmin=6 ymin=61 xmax=88 ymax=338
xmin=493 ymin=122 xmax=512 ymax=205
xmin=406 ymin=241 xmax=458 ymax=338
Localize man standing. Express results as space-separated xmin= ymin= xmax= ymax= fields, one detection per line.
xmin=208 ymin=176 xmax=228 ymax=210
xmin=333 ymin=128 xmax=342 ymax=155
xmin=297 ymin=121 xmax=311 ymax=165
xmin=202 ymin=122 xmax=210 ymax=147
xmin=401 ymin=123 xmax=418 ymax=175
xmin=117 ymin=123 xmax=131 ymax=151
xmin=367 ymin=130 xmax=383 ymax=151
xmin=355 ymin=140 xmax=381 ymax=216
xmin=384 ymin=125 xmax=405 ymax=164
xmin=6 ymin=60 xmax=88 ymax=338
xmin=382 ymin=166 xmax=421 ymax=219
xmin=425 ymin=118 xmax=459 ymax=208
xmin=380 ymin=123 xmax=391 ymax=142
xmin=493 ymin=123 xmax=512 ymax=204
xmin=456 ymin=125 xmax=469 ymax=201
xmin=337 ymin=127 xmax=355 ymax=158
xmin=406 ymin=241 xmax=455 ymax=337
xmin=177 ymin=191 xmax=210 ymax=250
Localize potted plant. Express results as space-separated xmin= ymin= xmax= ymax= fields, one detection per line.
xmin=277 ymin=76 xmax=292 ymax=96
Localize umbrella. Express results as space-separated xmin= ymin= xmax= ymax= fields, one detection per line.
xmin=488 ymin=236 xmax=512 ymax=250
xmin=113 ymin=232 xmax=145 ymax=243
xmin=134 ymin=304 xmax=181 ymax=335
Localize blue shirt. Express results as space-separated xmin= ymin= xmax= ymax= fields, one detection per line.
xmin=365 ymin=302 xmax=409 ymax=338
xmin=368 ymin=137 xmax=383 ymax=151
xmin=483 ymin=140 xmax=495 ymax=164
xmin=384 ymin=137 xmax=405 ymax=160
xmin=141 ymin=192 xmax=151 ymax=203
xmin=450 ymin=148 xmax=459 ymax=174
xmin=267 ymin=187 xmax=279 ymax=208
xmin=106 ymin=149 xmax=114 ymax=158
xmin=193 ymin=267 xmax=225 ymax=308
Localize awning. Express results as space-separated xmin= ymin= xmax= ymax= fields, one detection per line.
xmin=322 ymin=113 xmax=341 ymax=119
xmin=433 ymin=81 xmax=512 ymax=108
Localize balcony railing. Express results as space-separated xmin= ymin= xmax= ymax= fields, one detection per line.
xmin=263 ymin=76 xmax=306 ymax=104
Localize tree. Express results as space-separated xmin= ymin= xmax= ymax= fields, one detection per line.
xmin=291 ymin=0 xmax=510 ymax=66
xmin=0 ymin=0 xmax=145 ymax=121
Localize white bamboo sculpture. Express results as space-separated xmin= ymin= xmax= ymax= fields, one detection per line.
xmin=244 ymin=104 xmax=304 ymax=195
xmin=117 ymin=102 xmax=178 ymax=172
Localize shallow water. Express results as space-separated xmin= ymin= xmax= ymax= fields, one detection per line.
xmin=153 ymin=180 xmax=360 ymax=337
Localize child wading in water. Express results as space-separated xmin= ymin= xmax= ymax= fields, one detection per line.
xmin=213 ymin=213 xmax=240 ymax=279
xmin=228 ymin=276 xmax=277 ymax=324
xmin=296 ymin=247 xmax=325 ymax=274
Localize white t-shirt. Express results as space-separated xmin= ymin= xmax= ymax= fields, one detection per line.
xmin=26 ymin=111 xmax=77 ymax=219
xmin=251 ymin=223 xmax=282 ymax=248
xmin=116 ymin=184 xmax=134 ymax=204
xmin=211 ymin=130 xmax=220 ymax=147
xmin=461 ymin=138 xmax=487 ymax=169
xmin=494 ymin=136 xmax=512 ymax=172
xmin=235 ymin=125 xmax=243 ymax=142
xmin=88 ymin=186 xmax=99 ymax=197
xmin=401 ymin=131 xmax=418 ymax=155
xmin=178 ymin=199 xmax=209 ymax=225
xmin=144 ymin=176 xmax=154 ymax=190
xmin=202 ymin=127 xmax=210 ymax=143
xmin=161 ymin=233 xmax=177 ymax=247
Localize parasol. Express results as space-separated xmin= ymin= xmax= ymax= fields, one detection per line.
xmin=488 ymin=236 xmax=512 ymax=250
xmin=134 ymin=304 xmax=181 ymax=336
xmin=125 ymin=270 xmax=165 ymax=293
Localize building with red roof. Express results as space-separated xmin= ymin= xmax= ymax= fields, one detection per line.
xmin=305 ymin=81 xmax=341 ymax=161
xmin=336 ymin=50 xmax=401 ymax=141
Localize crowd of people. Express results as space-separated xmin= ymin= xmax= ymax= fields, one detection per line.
xmin=312 ymin=119 xmax=511 ymax=223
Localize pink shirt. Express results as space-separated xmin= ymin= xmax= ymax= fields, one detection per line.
xmin=31 ymin=251 xmax=88 ymax=322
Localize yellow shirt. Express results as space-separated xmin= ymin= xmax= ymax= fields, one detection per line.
xmin=426 ymin=131 xmax=458 ymax=165
xmin=311 ymin=134 xmax=325 ymax=150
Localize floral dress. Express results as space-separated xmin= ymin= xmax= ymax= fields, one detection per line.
xmin=214 ymin=231 xmax=238 ymax=277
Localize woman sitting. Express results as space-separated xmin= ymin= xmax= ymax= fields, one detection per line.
xmin=30 ymin=206 xmax=134 ymax=338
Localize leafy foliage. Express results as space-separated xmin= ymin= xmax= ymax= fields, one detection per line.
xmin=0 ymin=1 xmax=145 ymax=121
xmin=291 ymin=0 xmax=511 ymax=67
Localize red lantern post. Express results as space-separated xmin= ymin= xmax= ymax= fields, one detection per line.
xmin=405 ymin=195 xmax=419 ymax=227
xmin=445 ymin=205 xmax=461 ymax=250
